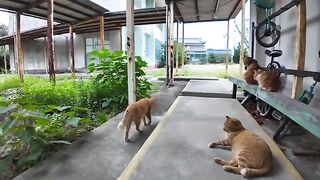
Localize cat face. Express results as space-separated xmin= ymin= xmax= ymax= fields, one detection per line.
xmin=253 ymin=69 xmax=263 ymax=80
xmin=223 ymin=116 xmax=245 ymax=132
xmin=244 ymin=57 xmax=257 ymax=70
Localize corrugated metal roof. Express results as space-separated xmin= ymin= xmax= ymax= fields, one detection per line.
xmin=0 ymin=0 xmax=108 ymax=23
xmin=167 ymin=0 xmax=244 ymax=23
xmin=0 ymin=7 xmax=166 ymax=46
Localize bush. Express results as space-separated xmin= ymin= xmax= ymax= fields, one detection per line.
xmin=233 ymin=43 xmax=248 ymax=64
xmin=87 ymin=49 xmax=152 ymax=113
xmin=208 ymin=52 xmax=232 ymax=64
xmin=0 ymin=49 xmax=153 ymax=179
xmin=208 ymin=53 xmax=216 ymax=64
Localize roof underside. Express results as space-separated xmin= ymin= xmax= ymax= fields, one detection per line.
xmin=0 ymin=7 xmax=166 ymax=46
xmin=171 ymin=0 xmax=243 ymax=23
xmin=0 ymin=0 xmax=108 ymax=23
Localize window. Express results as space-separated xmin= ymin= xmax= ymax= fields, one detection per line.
xmin=156 ymin=23 xmax=164 ymax=30
xmin=146 ymin=0 xmax=154 ymax=8
xmin=155 ymin=39 xmax=162 ymax=65
xmin=85 ymin=37 xmax=108 ymax=66
xmin=144 ymin=33 xmax=152 ymax=59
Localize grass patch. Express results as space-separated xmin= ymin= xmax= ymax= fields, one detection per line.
xmin=146 ymin=64 xmax=242 ymax=79
xmin=0 ymin=75 xmax=49 ymax=92
xmin=0 ymin=75 xmax=20 ymax=91
xmin=149 ymin=81 xmax=164 ymax=94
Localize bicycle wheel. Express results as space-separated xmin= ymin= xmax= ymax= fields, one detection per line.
xmin=257 ymin=99 xmax=273 ymax=117
xmin=256 ymin=21 xmax=281 ymax=47
xmin=267 ymin=61 xmax=281 ymax=77
xmin=267 ymin=61 xmax=281 ymax=69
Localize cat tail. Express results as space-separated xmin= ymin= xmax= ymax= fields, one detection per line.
xmin=117 ymin=121 xmax=124 ymax=129
xmin=240 ymin=164 xmax=271 ymax=177
xmin=118 ymin=108 xmax=129 ymax=129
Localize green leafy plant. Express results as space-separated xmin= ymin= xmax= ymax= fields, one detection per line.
xmin=0 ymin=104 xmax=73 ymax=173
xmin=0 ymin=48 xmax=153 ymax=179
xmin=88 ymin=49 xmax=152 ymax=112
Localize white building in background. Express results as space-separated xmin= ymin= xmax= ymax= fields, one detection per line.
xmin=8 ymin=0 xmax=166 ymax=73
xmin=93 ymin=0 xmax=166 ymax=68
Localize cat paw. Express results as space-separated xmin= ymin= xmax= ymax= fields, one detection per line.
xmin=213 ymin=157 xmax=223 ymax=165
xmin=222 ymin=165 xmax=233 ymax=172
xmin=208 ymin=142 xmax=216 ymax=148
xmin=137 ymin=130 xmax=144 ymax=134
xmin=125 ymin=138 xmax=130 ymax=142
xmin=240 ymin=168 xmax=248 ymax=177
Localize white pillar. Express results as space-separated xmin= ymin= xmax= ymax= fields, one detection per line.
xmin=175 ymin=22 xmax=179 ymax=75
xmin=3 ymin=46 xmax=7 ymax=74
xmin=169 ymin=1 xmax=174 ymax=84
xmin=239 ymin=0 xmax=245 ymax=75
xmin=126 ymin=0 xmax=136 ymax=103
xmin=225 ymin=20 xmax=230 ymax=77
xmin=182 ymin=22 xmax=185 ymax=66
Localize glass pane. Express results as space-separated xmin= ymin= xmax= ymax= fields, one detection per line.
xmin=86 ymin=38 xmax=92 ymax=45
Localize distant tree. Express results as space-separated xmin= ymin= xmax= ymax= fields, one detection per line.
xmin=208 ymin=52 xmax=232 ymax=64
xmin=208 ymin=53 xmax=216 ymax=64
xmin=159 ymin=41 xmax=188 ymax=68
xmin=233 ymin=43 xmax=248 ymax=64
xmin=0 ymin=24 xmax=8 ymax=37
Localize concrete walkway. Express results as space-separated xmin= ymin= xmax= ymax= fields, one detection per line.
xmin=158 ymin=76 xmax=218 ymax=81
xmin=119 ymin=97 xmax=301 ymax=180
xmin=14 ymin=82 xmax=187 ymax=180
xmin=181 ymin=79 xmax=234 ymax=98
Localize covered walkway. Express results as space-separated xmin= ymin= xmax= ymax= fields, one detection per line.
xmin=119 ymin=96 xmax=301 ymax=180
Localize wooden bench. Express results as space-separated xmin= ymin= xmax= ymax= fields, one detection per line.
xmin=229 ymin=77 xmax=320 ymax=140
xmin=118 ymin=96 xmax=302 ymax=180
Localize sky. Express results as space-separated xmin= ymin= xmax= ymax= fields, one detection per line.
xmin=177 ymin=2 xmax=250 ymax=50
xmin=0 ymin=1 xmax=250 ymax=50
xmin=0 ymin=11 xmax=9 ymax=25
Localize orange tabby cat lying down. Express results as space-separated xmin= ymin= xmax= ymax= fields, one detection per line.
xmin=208 ymin=116 xmax=272 ymax=177
xmin=118 ymin=97 xmax=154 ymax=142
xmin=254 ymin=69 xmax=281 ymax=92
xmin=244 ymin=57 xmax=260 ymax=84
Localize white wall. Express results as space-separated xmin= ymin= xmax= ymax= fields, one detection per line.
xmin=250 ymin=0 xmax=320 ymax=107
xmin=9 ymin=30 xmax=121 ymax=72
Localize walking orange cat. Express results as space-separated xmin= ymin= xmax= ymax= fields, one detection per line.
xmin=118 ymin=97 xmax=154 ymax=142
xmin=208 ymin=116 xmax=272 ymax=177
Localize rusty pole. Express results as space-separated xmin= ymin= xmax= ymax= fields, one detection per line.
xmin=47 ymin=0 xmax=55 ymax=83
xmin=126 ymin=0 xmax=136 ymax=103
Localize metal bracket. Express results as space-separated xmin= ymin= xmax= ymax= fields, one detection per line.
xmin=261 ymin=67 xmax=320 ymax=82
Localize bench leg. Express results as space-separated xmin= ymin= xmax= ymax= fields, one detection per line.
xmin=232 ymin=84 xmax=237 ymax=99
xmin=273 ymin=118 xmax=290 ymax=141
xmin=240 ymin=94 xmax=254 ymax=105
xmin=278 ymin=121 xmax=294 ymax=139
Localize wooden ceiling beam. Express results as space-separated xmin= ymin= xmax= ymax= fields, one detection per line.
xmin=194 ymin=0 xmax=200 ymax=21
xmin=18 ymin=0 xmax=47 ymax=13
